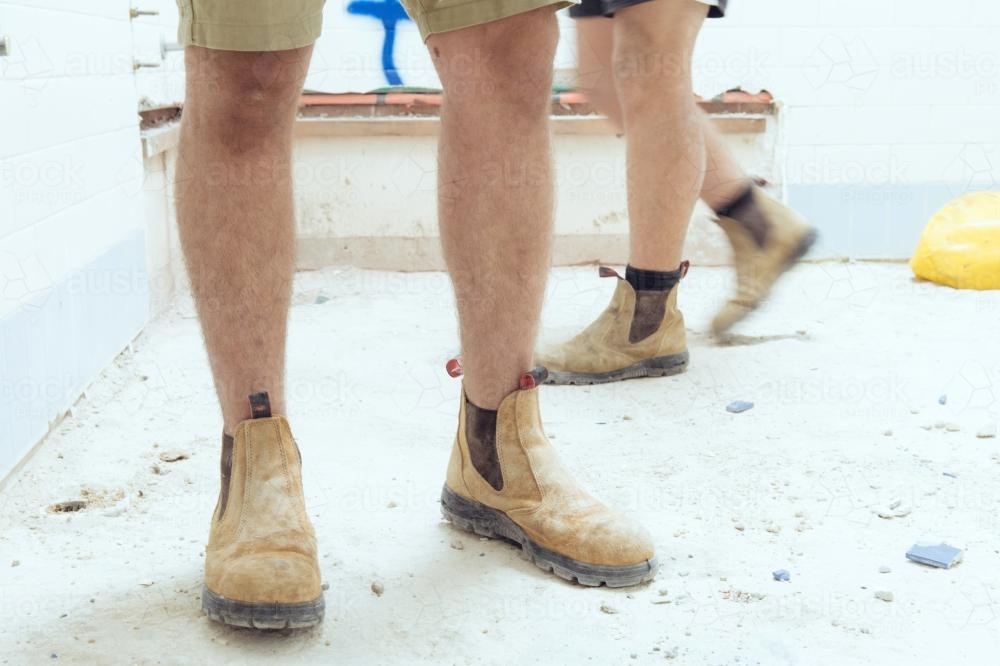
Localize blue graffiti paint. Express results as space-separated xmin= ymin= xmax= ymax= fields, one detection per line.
xmin=347 ymin=0 xmax=412 ymax=86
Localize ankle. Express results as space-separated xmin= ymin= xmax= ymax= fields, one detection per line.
xmin=624 ymin=263 xmax=687 ymax=344
xmin=711 ymin=183 xmax=754 ymax=218
xmin=712 ymin=185 xmax=770 ymax=247
xmin=706 ymin=180 xmax=753 ymax=215
xmin=625 ymin=263 xmax=685 ymax=293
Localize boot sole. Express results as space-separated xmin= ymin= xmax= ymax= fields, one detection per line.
xmin=543 ymin=350 xmax=689 ymax=386
xmin=202 ymin=586 xmax=324 ymax=629
xmin=441 ymin=486 xmax=658 ymax=588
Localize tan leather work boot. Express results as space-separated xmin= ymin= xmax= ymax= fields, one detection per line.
xmin=441 ymin=366 xmax=657 ymax=587
xmin=202 ymin=392 xmax=324 ymax=629
xmin=712 ymin=187 xmax=818 ymax=334
xmin=535 ymin=265 xmax=689 ymax=385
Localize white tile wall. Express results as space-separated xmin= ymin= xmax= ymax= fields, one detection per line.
xmin=130 ymin=0 xmax=186 ymax=105
xmin=0 ymin=76 xmax=138 ymax=161
xmin=1 ymin=4 xmax=146 ymax=317
xmin=697 ymin=3 xmax=1000 ymax=192
xmin=0 ymin=1 xmax=153 ymax=476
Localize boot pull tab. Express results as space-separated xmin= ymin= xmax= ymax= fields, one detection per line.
xmin=519 ymin=367 xmax=549 ymax=390
xmin=446 ymin=359 xmax=549 ymax=388
xmin=598 ymin=266 xmax=622 ymax=279
xmin=679 ymin=260 xmax=690 ymax=279
xmin=248 ymin=392 xmax=272 ymax=419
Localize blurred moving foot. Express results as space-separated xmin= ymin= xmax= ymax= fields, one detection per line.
xmin=711 ymin=186 xmax=818 ymax=334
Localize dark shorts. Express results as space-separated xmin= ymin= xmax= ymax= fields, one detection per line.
xmin=569 ymin=0 xmax=726 ymax=19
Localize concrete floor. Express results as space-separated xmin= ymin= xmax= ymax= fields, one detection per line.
xmin=2 ymin=263 xmax=999 ymax=665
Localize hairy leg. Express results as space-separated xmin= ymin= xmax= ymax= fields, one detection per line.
xmin=429 ymin=8 xmax=559 ymax=408
xmin=175 ymin=46 xmax=312 ymax=431
xmin=613 ymin=1 xmax=706 ymax=270
xmin=577 ymin=16 xmax=749 ymax=220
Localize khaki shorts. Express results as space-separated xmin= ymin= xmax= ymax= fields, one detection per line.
xmin=175 ymin=0 xmax=573 ymax=48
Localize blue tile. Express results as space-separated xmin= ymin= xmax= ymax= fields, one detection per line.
xmin=0 ymin=230 xmax=149 ymax=477
xmin=786 ymin=184 xmax=958 ymax=259
xmin=842 ymin=186 xmax=890 ymax=258
xmin=887 ymin=186 xmax=930 ymax=258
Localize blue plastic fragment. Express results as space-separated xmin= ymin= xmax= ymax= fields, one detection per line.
xmin=772 ymin=569 xmax=790 ymax=582
xmin=727 ymin=400 xmax=754 ymax=414
xmin=939 ymin=394 xmax=947 ymax=405
xmin=905 ymin=542 xmax=963 ymax=569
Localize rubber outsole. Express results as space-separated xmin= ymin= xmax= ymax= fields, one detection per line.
xmin=202 ymin=586 xmax=324 ymax=629
xmin=543 ymin=350 xmax=689 ymax=386
xmin=441 ymin=486 xmax=658 ymax=588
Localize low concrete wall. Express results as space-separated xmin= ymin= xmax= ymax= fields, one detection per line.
xmin=141 ymin=111 xmax=780 ymax=275
xmin=291 ymin=114 xmax=779 ymax=270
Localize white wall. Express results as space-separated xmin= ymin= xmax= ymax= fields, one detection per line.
xmin=290 ymin=120 xmax=775 ymax=270
xmin=136 ymin=0 xmax=1000 ymax=258
xmin=131 ymin=0 xmax=189 ymax=106
xmin=0 ymin=1 xmax=157 ymax=477
xmin=302 ymin=1 xmax=1000 ymax=258
xmin=691 ymin=0 xmax=1000 ymax=257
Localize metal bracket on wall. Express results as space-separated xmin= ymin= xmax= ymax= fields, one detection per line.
xmin=129 ymin=7 xmax=160 ymax=19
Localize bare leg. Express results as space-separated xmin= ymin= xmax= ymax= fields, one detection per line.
xmin=429 ymin=7 xmax=559 ymax=408
xmin=175 ymin=46 xmax=312 ymax=432
xmin=698 ymin=120 xmax=753 ymax=212
xmin=574 ymin=18 xmax=622 ymax=127
xmin=433 ymin=8 xmax=658 ymax=586
xmin=538 ymin=9 xmax=817 ymax=366
xmin=576 ymin=17 xmax=749 ymax=217
xmin=612 ymin=2 xmax=706 ymax=270
xmin=180 ymin=44 xmax=326 ymax=630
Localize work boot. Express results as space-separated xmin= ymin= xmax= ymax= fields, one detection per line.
xmin=202 ymin=392 xmax=324 ymax=629
xmin=440 ymin=365 xmax=657 ymax=587
xmin=711 ymin=186 xmax=818 ymax=334
xmin=535 ymin=264 xmax=689 ymax=385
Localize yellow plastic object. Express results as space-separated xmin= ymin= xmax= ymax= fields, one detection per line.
xmin=910 ymin=192 xmax=1000 ymax=290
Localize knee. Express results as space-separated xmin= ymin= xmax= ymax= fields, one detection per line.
xmin=614 ymin=39 xmax=691 ymax=83
xmin=613 ymin=10 xmax=699 ymax=101
xmin=613 ymin=41 xmax=692 ymax=113
xmin=432 ymin=8 xmax=559 ymax=114
xmin=184 ymin=49 xmax=305 ymax=150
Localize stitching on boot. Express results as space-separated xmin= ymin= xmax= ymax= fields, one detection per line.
xmin=269 ymin=419 xmax=292 ymax=497
xmin=629 ymin=290 xmax=669 ymax=343
xmin=236 ymin=425 xmax=252 ymax=540
xmin=465 ymin=396 xmax=504 ymax=492
xmin=513 ymin=393 xmax=544 ymax=500
xmin=271 ymin=420 xmax=305 ymax=523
